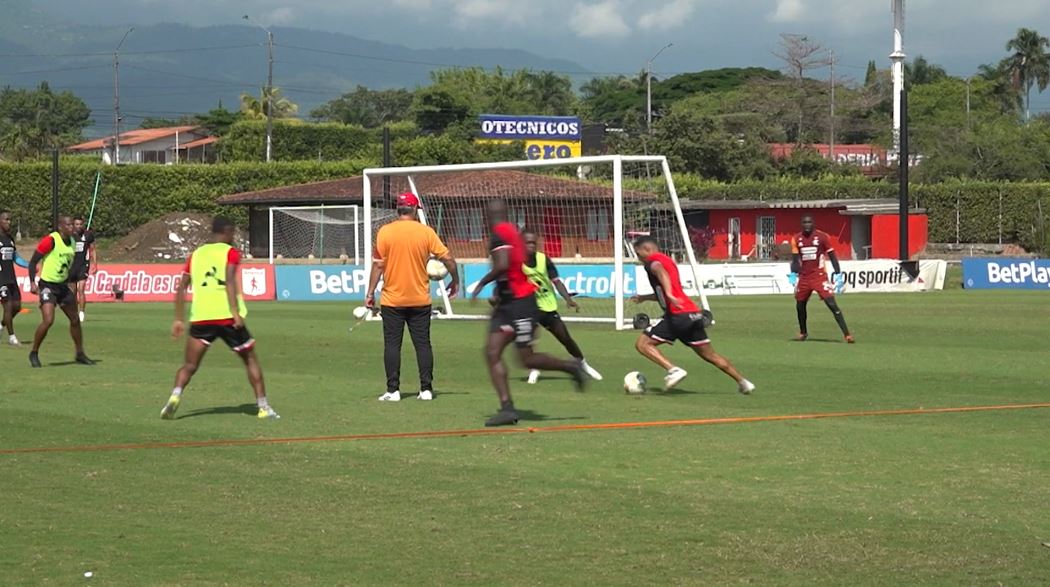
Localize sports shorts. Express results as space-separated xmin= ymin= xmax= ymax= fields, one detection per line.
xmin=644 ymin=312 xmax=710 ymax=347
xmin=795 ymin=272 xmax=834 ymax=302
xmin=0 ymin=283 xmax=20 ymax=303
xmin=536 ymin=310 xmax=563 ymax=330
xmin=489 ymin=295 xmax=539 ymax=349
xmin=67 ymin=267 xmax=89 ymax=282
xmin=38 ymin=281 xmax=75 ymax=307
xmin=190 ymin=323 xmax=256 ymax=352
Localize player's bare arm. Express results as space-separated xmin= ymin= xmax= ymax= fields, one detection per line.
xmin=471 ymin=248 xmax=509 ymax=301
xmin=225 ymin=262 xmax=243 ymax=329
xmin=650 ymin=262 xmax=684 ymax=309
xmin=27 ymin=251 xmax=43 ymax=295
xmin=827 ymin=250 xmax=842 ymax=274
xmin=172 ymin=273 xmax=190 ymax=338
xmin=88 ymin=242 xmax=98 ymax=275
xmin=364 ymin=258 xmax=385 ymax=309
xmin=552 ymin=277 xmax=577 ymax=310
xmin=631 ymin=293 xmax=658 ymax=303
xmin=790 ymin=253 xmax=802 ymax=274
xmin=438 ymin=252 xmax=460 ymax=298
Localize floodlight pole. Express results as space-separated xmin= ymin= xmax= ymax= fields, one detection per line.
xmin=646 ymin=43 xmax=672 ymax=134
xmin=113 ymin=27 xmax=133 ymax=165
xmin=244 ymin=15 xmax=274 ymax=162
xmin=890 ymin=0 xmax=906 ymax=157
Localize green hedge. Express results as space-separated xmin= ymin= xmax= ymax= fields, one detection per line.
xmin=0 ymin=160 xmax=371 ymax=238
xmin=223 ymin=120 xmax=419 ymax=162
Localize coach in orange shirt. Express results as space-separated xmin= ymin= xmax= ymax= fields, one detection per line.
xmin=365 ymin=193 xmax=459 ymax=402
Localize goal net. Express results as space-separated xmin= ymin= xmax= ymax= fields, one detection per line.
xmin=362 ymin=155 xmax=708 ymax=330
xmin=268 ymin=205 xmax=378 ymax=263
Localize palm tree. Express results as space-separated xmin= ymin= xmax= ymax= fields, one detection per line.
xmin=1005 ymin=28 xmax=1050 ymax=121
xmin=239 ymin=87 xmax=299 ymax=120
xmin=977 ymin=61 xmax=1023 ymax=115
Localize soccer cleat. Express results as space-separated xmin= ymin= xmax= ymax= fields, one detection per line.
xmin=418 ymin=390 xmax=433 ymax=401
xmin=845 ymin=335 xmax=856 ymax=344
xmin=484 ymin=408 xmax=519 ymax=427
xmin=75 ymin=353 xmax=96 ymax=366
xmin=663 ymin=367 xmax=688 ymax=391
xmin=257 ymin=406 xmax=281 ymax=420
xmin=527 ymin=369 xmax=541 ymax=384
xmin=378 ymin=391 xmax=401 ymax=402
xmin=738 ymin=379 xmax=756 ymax=395
xmin=796 ymin=333 xmax=808 ymax=342
xmin=160 ymin=395 xmax=181 ymax=420
xmin=581 ymin=359 xmax=603 ymax=381
xmin=569 ymin=360 xmax=587 ymax=392
xmin=29 ymin=351 xmax=41 ymax=368
xmin=8 ymin=334 xmax=19 ymax=346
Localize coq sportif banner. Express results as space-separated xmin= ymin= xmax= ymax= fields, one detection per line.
xmin=12 ymin=264 xmax=275 ymax=303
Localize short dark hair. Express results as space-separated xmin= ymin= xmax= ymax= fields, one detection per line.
xmin=396 ymin=206 xmax=416 ymax=217
xmin=74 ymin=215 xmax=85 ymax=222
xmin=632 ymin=235 xmax=658 ymax=248
xmin=0 ymin=209 xmax=8 ymax=216
xmin=212 ymin=216 xmax=235 ymax=234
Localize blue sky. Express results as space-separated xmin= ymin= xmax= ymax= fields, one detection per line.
xmin=33 ymin=0 xmax=1050 ymax=111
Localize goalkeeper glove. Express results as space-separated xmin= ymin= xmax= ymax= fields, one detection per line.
xmin=787 ymin=272 xmax=799 ymax=286
xmin=832 ymin=272 xmax=846 ymax=294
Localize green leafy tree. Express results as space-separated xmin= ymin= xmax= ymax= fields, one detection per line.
xmin=905 ymin=56 xmax=949 ymax=86
xmin=412 ymin=87 xmax=472 ymax=134
xmin=0 ymin=82 xmax=90 ymax=161
xmin=194 ymin=102 xmax=243 ymax=136
xmin=1005 ymin=28 xmax=1050 ymax=121
xmin=239 ymin=87 xmax=299 ymax=120
xmin=865 ymin=61 xmax=878 ymax=86
xmin=639 ymin=106 xmax=774 ymax=181
xmin=310 ymin=86 xmax=414 ymax=128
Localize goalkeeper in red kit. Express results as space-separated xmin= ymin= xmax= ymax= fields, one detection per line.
xmin=791 ymin=215 xmax=854 ymax=343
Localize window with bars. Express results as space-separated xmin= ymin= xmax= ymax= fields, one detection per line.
xmin=454 ymin=207 xmax=485 ymax=242
xmin=585 ymin=207 xmax=610 ymax=240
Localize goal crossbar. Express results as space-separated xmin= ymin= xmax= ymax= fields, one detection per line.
xmin=362 ymin=155 xmax=670 ymax=178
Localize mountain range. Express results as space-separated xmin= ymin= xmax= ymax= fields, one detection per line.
xmin=0 ymin=0 xmax=590 ymax=137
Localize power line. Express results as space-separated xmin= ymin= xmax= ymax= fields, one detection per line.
xmin=0 ymin=44 xmax=259 ymax=59
xmin=0 ymin=64 xmax=111 ymax=76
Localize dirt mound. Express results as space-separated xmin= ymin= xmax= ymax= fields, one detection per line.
xmin=107 ymin=213 xmax=248 ymax=263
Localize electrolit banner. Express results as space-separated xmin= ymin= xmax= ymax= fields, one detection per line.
xmin=479 ymin=115 xmax=581 ymax=141
xmin=962 ymin=258 xmax=1050 ymax=290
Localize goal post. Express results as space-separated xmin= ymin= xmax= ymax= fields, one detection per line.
xmin=362 ymin=155 xmax=709 ymax=330
xmin=268 ymin=204 xmax=369 ymax=264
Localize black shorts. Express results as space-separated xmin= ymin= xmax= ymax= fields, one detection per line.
xmin=38 ymin=281 xmax=75 ymax=307
xmin=489 ymin=296 xmax=538 ymax=349
xmin=67 ymin=267 xmax=88 ymax=283
xmin=190 ymin=323 xmax=256 ymax=352
xmin=537 ymin=310 xmax=563 ymax=330
xmin=0 ymin=283 xmax=20 ymax=303
xmin=645 ymin=312 xmax=711 ymax=347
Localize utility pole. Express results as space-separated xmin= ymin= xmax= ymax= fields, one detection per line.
xmin=244 ymin=15 xmax=274 ymax=162
xmin=829 ymin=50 xmax=836 ymax=162
xmin=113 ymin=27 xmax=133 ymax=165
xmin=646 ymin=43 xmax=673 ymax=134
xmin=965 ymin=77 xmax=972 ymax=129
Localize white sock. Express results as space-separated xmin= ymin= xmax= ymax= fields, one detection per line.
xmin=171 ymin=387 xmax=183 ymax=397
xmin=257 ymin=397 xmax=270 ymax=409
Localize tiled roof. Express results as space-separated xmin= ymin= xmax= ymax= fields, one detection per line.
xmin=67 ymin=126 xmax=201 ymax=151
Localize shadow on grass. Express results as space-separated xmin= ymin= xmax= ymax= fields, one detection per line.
xmin=47 ymin=359 xmax=105 ymax=367
xmin=178 ymin=403 xmax=257 ymax=419
xmin=513 ymin=409 xmax=585 ymax=422
xmin=792 ymin=337 xmax=845 ymax=344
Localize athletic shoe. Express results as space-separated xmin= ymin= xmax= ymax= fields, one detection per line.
xmin=418 ymin=390 xmax=434 ymax=401
xmin=257 ymin=406 xmax=281 ymax=420
xmin=160 ymin=395 xmax=181 ymax=420
xmin=796 ymin=333 xmax=808 ymax=342
xmin=738 ymin=379 xmax=756 ymax=395
xmin=527 ymin=369 xmax=541 ymax=384
xmin=484 ymin=408 xmax=519 ymax=427
xmin=378 ymin=391 xmax=401 ymax=402
xmin=78 ymin=311 xmax=85 ymax=323
xmin=75 ymin=353 xmax=96 ymax=366
xmin=8 ymin=335 xmax=19 ymax=346
xmin=570 ymin=360 xmax=587 ymax=392
xmin=581 ymin=359 xmax=603 ymax=381
xmin=29 ymin=351 xmax=41 ymax=368
xmin=663 ymin=367 xmax=688 ymax=390
xmin=845 ymin=335 xmax=856 ymax=344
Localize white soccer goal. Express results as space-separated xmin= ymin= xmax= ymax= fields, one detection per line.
xmin=268 ymin=204 xmax=373 ymax=264
xmin=362 ymin=155 xmax=709 ymax=330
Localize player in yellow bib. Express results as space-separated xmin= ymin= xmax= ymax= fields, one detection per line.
xmin=26 ymin=215 xmax=93 ymax=368
xmin=521 ymin=231 xmax=602 ymax=383
xmin=159 ymin=217 xmax=279 ymax=420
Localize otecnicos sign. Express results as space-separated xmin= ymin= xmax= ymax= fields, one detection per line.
xmin=479 ymin=115 xmax=581 ymax=141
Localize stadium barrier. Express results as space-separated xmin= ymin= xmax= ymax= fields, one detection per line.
xmin=12 ymin=264 xmax=276 ymax=303
xmin=962 ymin=258 xmax=1050 ymax=290
xmin=273 ymin=260 xmax=947 ymax=302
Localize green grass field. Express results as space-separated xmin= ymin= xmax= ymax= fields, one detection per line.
xmin=2 ymin=290 xmax=1049 ymax=585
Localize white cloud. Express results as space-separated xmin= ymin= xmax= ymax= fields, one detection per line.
xmin=264 ymin=6 xmax=295 ymax=24
xmin=639 ymin=0 xmax=697 ymax=31
xmin=452 ymin=0 xmax=526 ymax=24
xmin=570 ymin=1 xmax=631 ymax=39
xmin=389 ymin=0 xmax=433 ymax=8
xmin=769 ymin=0 xmax=804 ymax=23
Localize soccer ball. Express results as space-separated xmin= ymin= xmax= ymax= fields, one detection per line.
xmin=426 ymin=258 xmax=448 ymax=280
xmin=352 ymin=306 xmax=370 ymax=320
xmin=623 ymin=371 xmax=647 ymax=394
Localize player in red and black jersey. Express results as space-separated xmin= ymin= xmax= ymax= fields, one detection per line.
xmin=631 ymin=236 xmax=754 ymax=394
xmin=791 ymin=216 xmax=853 ymax=343
xmin=0 ymin=210 xmax=29 ymax=346
xmin=470 ymin=200 xmax=586 ymax=427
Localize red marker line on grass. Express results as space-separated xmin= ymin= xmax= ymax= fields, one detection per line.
xmin=3 ymin=402 xmax=1048 ymax=455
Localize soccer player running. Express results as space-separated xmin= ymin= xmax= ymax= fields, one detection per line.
xmin=520 ymin=230 xmax=603 ymax=384
xmin=791 ymin=215 xmax=854 ymax=343
xmin=68 ymin=216 xmax=97 ymax=323
xmin=631 ymin=236 xmax=754 ymax=394
xmin=26 ymin=215 xmax=94 ymax=368
xmin=160 ymin=217 xmax=279 ymax=420
xmin=0 ymin=210 xmax=29 ymax=346
xmin=365 ymin=192 xmax=459 ymax=402
xmin=471 ymin=200 xmax=586 ymax=427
